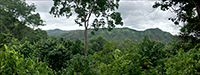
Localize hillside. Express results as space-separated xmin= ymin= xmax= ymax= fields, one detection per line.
xmin=46 ymin=28 xmax=173 ymax=43
xmin=46 ymin=28 xmax=70 ymax=36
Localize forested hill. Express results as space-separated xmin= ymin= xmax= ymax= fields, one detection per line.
xmin=46 ymin=28 xmax=70 ymax=36
xmin=46 ymin=27 xmax=173 ymax=43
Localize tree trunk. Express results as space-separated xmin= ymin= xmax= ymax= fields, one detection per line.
xmin=84 ymin=20 xmax=88 ymax=56
xmin=84 ymin=29 xmax=88 ymax=56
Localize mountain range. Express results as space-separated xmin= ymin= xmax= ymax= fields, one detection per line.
xmin=46 ymin=27 xmax=173 ymax=43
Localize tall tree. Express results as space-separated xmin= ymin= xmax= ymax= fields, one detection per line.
xmin=153 ymin=0 xmax=200 ymax=40
xmin=50 ymin=0 xmax=123 ymax=56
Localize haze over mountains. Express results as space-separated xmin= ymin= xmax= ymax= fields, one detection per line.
xmin=46 ymin=27 xmax=173 ymax=43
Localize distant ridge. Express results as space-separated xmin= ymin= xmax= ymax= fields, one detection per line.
xmin=46 ymin=28 xmax=70 ymax=36
xmin=46 ymin=27 xmax=173 ymax=43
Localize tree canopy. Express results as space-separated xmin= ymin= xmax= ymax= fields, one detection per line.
xmin=0 ymin=0 xmax=45 ymax=27
xmin=0 ymin=0 xmax=46 ymax=43
xmin=2 ymin=0 xmax=200 ymax=74
xmin=153 ymin=0 xmax=200 ymax=43
xmin=50 ymin=0 xmax=123 ymax=56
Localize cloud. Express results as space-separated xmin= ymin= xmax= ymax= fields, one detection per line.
xmin=26 ymin=0 xmax=180 ymax=35
xmin=26 ymin=1 xmax=81 ymax=30
xmin=118 ymin=0 xmax=180 ymax=34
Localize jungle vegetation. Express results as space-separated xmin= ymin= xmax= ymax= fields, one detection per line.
xmin=1 ymin=0 xmax=200 ymax=74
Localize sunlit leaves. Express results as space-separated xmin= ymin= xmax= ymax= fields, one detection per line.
xmin=0 ymin=45 xmax=54 ymax=74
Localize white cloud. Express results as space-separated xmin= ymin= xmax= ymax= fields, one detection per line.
xmin=26 ymin=0 xmax=180 ymax=35
xmin=117 ymin=1 xmax=180 ymax=34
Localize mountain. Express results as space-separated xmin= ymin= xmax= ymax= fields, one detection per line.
xmin=46 ymin=28 xmax=173 ymax=43
xmin=46 ymin=28 xmax=70 ymax=36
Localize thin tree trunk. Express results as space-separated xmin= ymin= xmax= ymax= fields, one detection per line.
xmin=84 ymin=20 xmax=88 ymax=56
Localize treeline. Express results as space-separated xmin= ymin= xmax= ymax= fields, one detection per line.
xmin=1 ymin=33 xmax=200 ymax=74
xmin=47 ymin=28 xmax=173 ymax=43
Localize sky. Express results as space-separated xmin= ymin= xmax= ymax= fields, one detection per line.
xmin=26 ymin=0 xmax=180 ymax=35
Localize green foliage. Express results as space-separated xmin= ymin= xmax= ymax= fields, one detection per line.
xmin=0 ymin=0 xmax=47 ymax=44
xmin=153 ymin=0 xmax=200 ymax=43
xmin=137 ymin=35 xmax=166 ymax=67
xmin=50 ymin=0 xmax=123 ymax=31
xmin=0 ymin=33 xmax=13 ymax=45
xmin=164 ymin=40 xmax=182 ymax=56
xmin=178 ymin=20 xmax=200 ymax=45
xmin=155 ymin=44 xmax=200 ymax=74
xmin=49 ymin=28 xmax=173 ymax=43
xmin=89 ymin=36 xmax=108 ymax=52
xmin=61 ymin=54 xmax=99 ymax=75
xmin=59 ymin=54 xmax=99 ymax=75
xmin=46 ymin=44 xmax=72 ymax=71
xmin=46 ymin=29 xmax=70 ymax=36
xmin=1 ymin=3 xmax=199 ymax=72
xmin=0 ymin=45 xmax=54 ymax=74
xmin=50 ymin=0 xmax=123 ymax=56
xmin=94 ymin=49 xmax=153 ymax=75
xmin=0 ymin=0 xmax=44 ymax=27
xmin=92 ymin=35 xmax=167 ymax=75
xmin=102 ymin=41 xmax=114 ymax=54
xmin=0 ymin=14 xmax=48 ymax=44
xmin=153 ymin=0 xmax=196 ymax=25
xmin=2 ymin=30 xmax=200 ymax=75
xmin=12 ymin=41 xmax=35 ymax=58
xmin=34 ymin=38 xmax=84 ymax=71
xmin=110 ymin=38 xmax=136 ymax=52
xmin=35 ymin=39 xmax=68 ymax=71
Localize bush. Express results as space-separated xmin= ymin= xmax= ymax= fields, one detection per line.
xmin=59 ymin=54 xmax=99 ymax=75
xmin=155 ymin=44 xmax=200 ymax=74
xmin=0 ymin=45 xmax=54 ymax=74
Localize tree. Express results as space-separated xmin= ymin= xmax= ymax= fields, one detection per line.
xmin=137 ymin=35 xmax=165 ymax=67
xmin=0 ymin=45 xmax=55 ymax=74
xmin=50 ymin=0 xmax=123 ymax=56
xmin=155 ymin=44 xmax=200 ymax=74
xmin=0 ymin=0 xmax=45 ymax=35
xmin=153 ymin=0 xmax=200 ymax=23
xmin=89 ymin=36 xmax=108 ymax=52
xmin=25 ymin=13 xmax=45 ymax=29
xmin=153 ymin=0 xmax=200 ymax=40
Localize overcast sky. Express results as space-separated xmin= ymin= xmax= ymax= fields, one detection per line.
xmin=26 ymin=0 xmax=180 ymax=35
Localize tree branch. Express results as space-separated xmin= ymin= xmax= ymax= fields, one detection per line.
xmin=192 ymin=0 xmax=200 ymax=23
xmin=86 ymin=1 xmax=96 ymax=27
xmin=74 ymin=0 xmax=80 ymax=11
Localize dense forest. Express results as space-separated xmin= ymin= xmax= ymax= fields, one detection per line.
xmin=47 ymin=28 xmax=173 ymax=43
xmin=1 ymin=0 xmax=200 ymax=75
